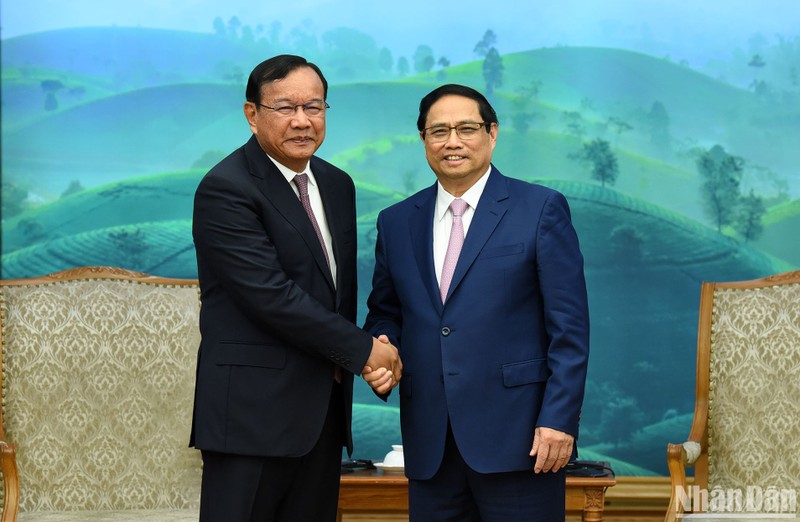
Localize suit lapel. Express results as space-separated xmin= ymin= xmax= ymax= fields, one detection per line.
xmin=409 ymin=184 xmax=444 ymax=315
xmin=246 ymin=138 xmax=336 ymax=293
xmin=445 ymin=167 xmax=509 ymax=302
xmin=313 ymin=158 xmax=346 ymax=304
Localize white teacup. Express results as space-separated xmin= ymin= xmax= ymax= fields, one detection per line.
xmin=382 ymin=445 xmax=404 ymax=468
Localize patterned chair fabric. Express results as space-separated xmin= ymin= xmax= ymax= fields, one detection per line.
xmin=664 ymin=270 xmax=800 ymax=521
xmin=0 ymin=267 xmax=202 ymax=521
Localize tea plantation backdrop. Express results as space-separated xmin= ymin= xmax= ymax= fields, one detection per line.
xmin=2 ymin=0 xmax=799 ymax=475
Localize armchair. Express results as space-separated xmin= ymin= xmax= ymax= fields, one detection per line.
xmin=665 ymin=270 xmax=800 ymax=521
xmin=0 ymin=267 xmax=202 ymax=521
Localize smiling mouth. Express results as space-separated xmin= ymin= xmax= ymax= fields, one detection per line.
xmin=444 ymin=155 xmax=465 ymax=161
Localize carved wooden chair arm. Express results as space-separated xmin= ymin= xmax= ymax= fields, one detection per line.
xmin=0 ymin=440 xmax=20 ymax=522
xmin=664 ymin=440 xmax=704 ymax=522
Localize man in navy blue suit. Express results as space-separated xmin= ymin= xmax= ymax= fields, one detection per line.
xmin=364 ymin=84 xmax=590 ymax=521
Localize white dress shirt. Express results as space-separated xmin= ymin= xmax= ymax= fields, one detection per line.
xmin=267 ymin=155 xmax=337 ymax=287
xmin=433 ymin=167 xmax=492 ymax=285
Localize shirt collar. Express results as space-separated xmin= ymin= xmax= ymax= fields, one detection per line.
xmin=266 ymin=154 xmax=318 ymax=187
xmin=435 ymin=165 xmax=492 ymax=222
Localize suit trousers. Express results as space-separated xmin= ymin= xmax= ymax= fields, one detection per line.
xmin=408 ymin=423 xmax=566 ymax=522
xmin=199 ymin=381 xmax=344 ymax=522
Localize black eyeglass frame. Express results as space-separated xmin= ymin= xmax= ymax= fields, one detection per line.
xmin=256 ymin=101 xmax=330 ymax=116
xmin=422 ymin=122 xmax=492 ymax=142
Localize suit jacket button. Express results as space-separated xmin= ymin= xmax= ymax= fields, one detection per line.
xmin=441 ymin=327 xmax=451 ymax=336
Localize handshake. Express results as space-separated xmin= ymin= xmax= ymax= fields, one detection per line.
xmin=361 ymin=335 xmax=402 ymax=394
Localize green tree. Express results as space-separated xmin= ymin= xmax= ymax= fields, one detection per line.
xmin=2 ymin=180 xmax=29 ymax=217
xmin=697 ymin=145 xmax=744 ymax=231
xmin=607 ymin=116 xmax=634 ymax=144
xmin=413 ymin=45 xmax=435 ymax=74
xmin=41 ymin=79 xmax=64 ymax=111
xmin=16 ymin=219 xmax=46 ymax=245
xmin=61 ymin=180 xmax=85 ymax=199
xmin=397 ymin=57 xmax=409 ymax=77
xmin=436 ymin=56 xmax=450 ymax=81
xmin=516 ymin=80 xmax=542 ymax=101
xmin=609 ymin=225 xmax=645 ymax=263
xmin=735 ymin=190 xmax=766 ymax=242
xmin=212 ymin=17 xmax=226 ymax=37
xmin=510 ymin=81 xmax=543 ymax=134
xmin=561 ymin=111 xmax=585 ymax=138
xmin=571 ymin=139 xmax=619 ymax=187
xmin=378 ymin=47 xmax=393 ymax=74
xmin=482 ymin=47 xmax=503 ymax=98
xmin=646 ymin=101 xmax=671 ymax=153
xmin=322 ymin=28 xmax=380 ymax=79
xmin=474 ymin=29 xmax=497 ymax=57
xmin=227 ymin=17 xmax=241 ymax=39
xmin=240 ymin=25 xmax=254 ymax=46
xmin=748 ymin=54 xmax=766 ymax=68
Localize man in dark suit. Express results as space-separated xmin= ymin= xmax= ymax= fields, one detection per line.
xmin=190 ymin=55 xmax=401 ymax=522
xmin=364 ymin=84 xmax=590 ymax=521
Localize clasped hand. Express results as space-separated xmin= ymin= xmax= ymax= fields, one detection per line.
xmin=362 ymin=334 xmax=402 ymax=394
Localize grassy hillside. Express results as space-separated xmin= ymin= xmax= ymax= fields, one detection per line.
xmin=752 ymin=198 xmax=800 ymax=266
xmin=2 ymin=170 xmax=792 ymax=474
xmin=1 ymin=27 xmax=263 ymax=88
xmin=3 ymin=84 xmax=248 ymax=195
xmin=0 ymin=220 xmax=196 ymax=279
xmin=2 ymin=171 xmax=204 ymax=253
xmin=7 ymin=42 xmax=796 ymax=203
xmin=3 ymin=30 xmax=798 ymax=473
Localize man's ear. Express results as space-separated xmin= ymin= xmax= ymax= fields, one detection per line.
xmin=243 ymin=102 xmax=257 ymax=130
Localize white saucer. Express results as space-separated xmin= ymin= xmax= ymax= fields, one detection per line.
xmin=374 ymin=462 xmax=405 ymax=472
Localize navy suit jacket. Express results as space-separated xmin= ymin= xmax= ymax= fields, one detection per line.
xmin=365 ymin=167 xmax=590 ymax=480
xmin=190 ymin=135 xmax=373 ymax=457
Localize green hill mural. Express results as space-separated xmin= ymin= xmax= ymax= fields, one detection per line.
xmin=3 ymin=26 xmax=798 ymax=474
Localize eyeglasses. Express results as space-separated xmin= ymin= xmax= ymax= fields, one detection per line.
xmin=423 ymin=122 xmax=491 ymax=143
xmin=258 ymin=101 xmax=329 ymax=117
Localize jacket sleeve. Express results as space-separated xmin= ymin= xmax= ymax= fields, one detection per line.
xmin=534 ymin=191 xmax=590 ymax=438
xmin=364 ymin=211 xmax=403 ymax=347
xmin=193 ymin=169 xmax=373 ymax=375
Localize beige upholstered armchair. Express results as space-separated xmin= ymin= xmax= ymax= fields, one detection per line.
xmin=665 ymin=270 xmax=800 ymax=521
xmin=0 ymin=267 xmax=202 ymax=521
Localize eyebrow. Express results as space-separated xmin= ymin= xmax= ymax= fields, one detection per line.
xmin=427 ymin=119 xmax=483 ymax=127
xmin=270 ymin=97 xmax=325 ymax=104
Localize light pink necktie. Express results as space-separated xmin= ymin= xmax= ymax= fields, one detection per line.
xmin=440 ymin=198 xmax=468 ymax=303
xmin=293 ymin=173 xmax=330 ymax=268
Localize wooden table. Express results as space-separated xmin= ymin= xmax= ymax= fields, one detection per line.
xmin=338 ymin=469 xmax=616 ymax=521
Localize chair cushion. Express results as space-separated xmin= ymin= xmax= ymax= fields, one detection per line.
xmin=1 ymin=277 xmax=202 ymax=513
xmin=707 ymin=282 xmax=800 ymax=490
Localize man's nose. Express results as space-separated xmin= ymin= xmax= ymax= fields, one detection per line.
xmin=290 ymin=108 xmax=313 ymax=127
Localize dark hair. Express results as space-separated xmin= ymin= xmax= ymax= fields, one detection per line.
xmin=417 ymin=84 xmax=498 ymax=133
xmin=245 ymin=54 xmax=328 ymax=104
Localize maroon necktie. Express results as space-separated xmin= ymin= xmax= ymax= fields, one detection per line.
xmin=293 ymin=173 xmax=340 ymax=382
xmin=293 ymin=173 xmax=330 ymax=268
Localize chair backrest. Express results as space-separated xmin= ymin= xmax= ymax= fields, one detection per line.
xmin=698 ymin=270 xmax=800 ymax=492
xmin=0 ymin=267 xmax=202 ymax=513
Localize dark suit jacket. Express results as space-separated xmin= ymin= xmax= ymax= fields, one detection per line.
xmin=365 ymin=167 xmax=590 ymax=480
xmin=190 ymin=135 xmax=373 ymax=457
